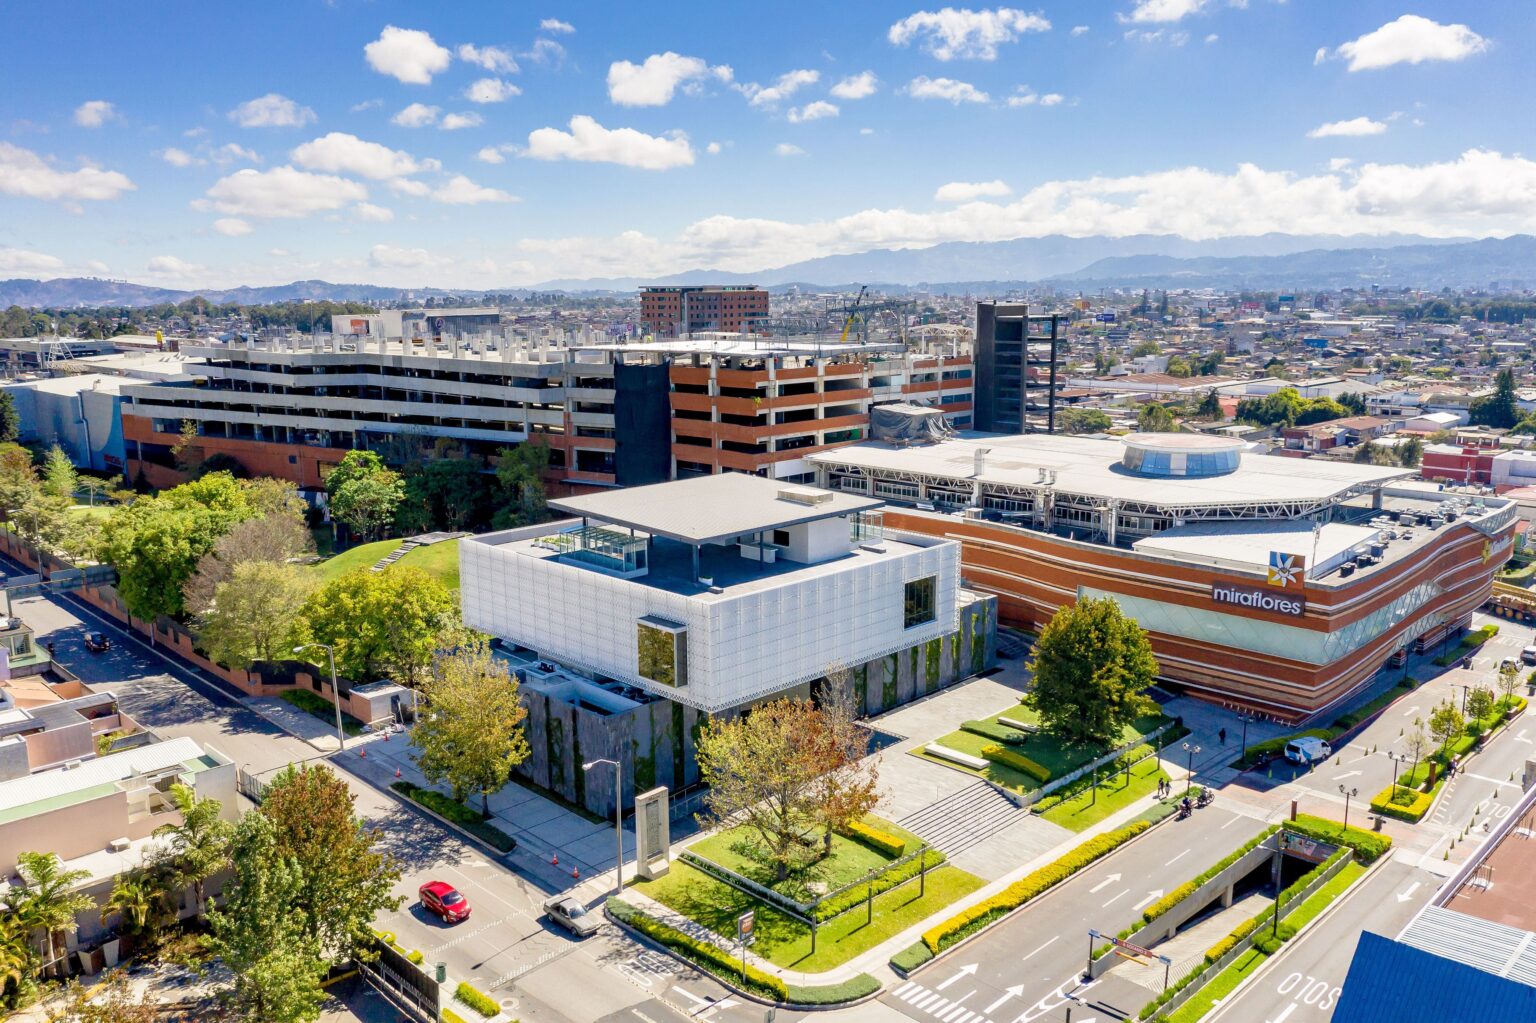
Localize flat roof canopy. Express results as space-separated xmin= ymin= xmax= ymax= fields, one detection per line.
xmin=549 ymin=473 xmax=883 ymax=546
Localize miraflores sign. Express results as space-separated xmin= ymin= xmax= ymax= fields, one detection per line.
xmin=1212 ymin=581 xmax=1305 ymax=618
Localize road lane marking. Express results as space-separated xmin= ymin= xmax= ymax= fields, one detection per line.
xmin=1021 ymin=937 xmax=1058 ymax=963
xmin=1266 ymin=1004 xmax=1297 ymax=1023
xmin=1101 ymin=890 xmax=1127 ymax=907
xmin=1220 ymin=815 xmax=1242 ymax=828
xmin=1164 ymin=849 xmax=1189 ymax=866
xmin=1088 ymin=873 xmax=1121 ymax=893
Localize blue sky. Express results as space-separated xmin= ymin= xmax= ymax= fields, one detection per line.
xmin=1 ymin=1 xmax=1530 ymax=289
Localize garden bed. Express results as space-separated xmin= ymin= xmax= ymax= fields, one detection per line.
xmin=278 ymin=688 xmax=366 ymax=736
xmin=390 ymin=780 xmax=517 ymax=852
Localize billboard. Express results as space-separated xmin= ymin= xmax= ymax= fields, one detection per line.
xmin=1267 ymin=551 xmax=1306 ymax=588
xmin=1212 ymin=582 xmax=1304 ymax=617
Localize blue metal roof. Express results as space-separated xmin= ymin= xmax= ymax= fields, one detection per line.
xmin=1333 ymin=931 xmax=1536 ymax=1022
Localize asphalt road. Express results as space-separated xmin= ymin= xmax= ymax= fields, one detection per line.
xmin=884 ymin=804 xmax=1271 ymax=1023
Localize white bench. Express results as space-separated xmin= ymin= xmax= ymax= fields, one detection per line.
xmin=997 ymin=716 xmax=1040 ymax=734
xmin=925 ymin=742 xmax=989 ymax=770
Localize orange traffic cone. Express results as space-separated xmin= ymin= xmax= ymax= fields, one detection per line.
xmin=395 ymin=766 xmax=402 ymax=779
xmin=572 ymin=865 xmax=579 ymax=879
xmin=360 ymin=747 xmax=366 ymax=759
xmin=552 ymin=853 xmax=559 ymax=866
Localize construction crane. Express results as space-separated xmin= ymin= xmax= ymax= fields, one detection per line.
xmin=838 ymin=285 xmax=869 ymax=344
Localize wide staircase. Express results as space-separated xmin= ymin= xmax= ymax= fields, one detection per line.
xmin=897 ymin=780 xmax=1032 ymax=857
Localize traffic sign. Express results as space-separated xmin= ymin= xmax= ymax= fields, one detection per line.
xmin=737 ymin=909 xmax=755 ymax=945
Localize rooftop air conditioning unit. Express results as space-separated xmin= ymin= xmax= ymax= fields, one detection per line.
xmin=777 ymin=486 xmax=833 ymax=506
xmin=107 ymin=837 xmax=131 ymax=853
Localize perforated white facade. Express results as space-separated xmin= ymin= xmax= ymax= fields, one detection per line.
xmin=461 ymin=531 xmax=959 ymax=713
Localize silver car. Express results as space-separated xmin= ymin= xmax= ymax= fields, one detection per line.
xmin=544 ymin=897 xmax=600 ymax=938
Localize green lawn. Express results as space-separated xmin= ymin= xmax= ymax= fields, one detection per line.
xmin=914 ymin=706 xmax=1171 ymax=795
xmin=66 ymin=504 xmax=115 ymax=521
xmin=1165 ymin=949 xmax=1267 ymax=1023
xmin=309 ymin=537 xmax=461 ymax=591
xmin=634 ymin=859 xmax=983 ymax=973
xmin=1284 ymin=861 xmax=1365 ymax=931
xmin=1039 ymin=757 xmax=1169 ymax=832
xmin=688 ymin=816 xmax=924 ymax=900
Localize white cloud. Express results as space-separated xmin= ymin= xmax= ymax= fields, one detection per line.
xmin=738 ymin=69 xmax=820 ymax=108
xmin=214 ymin=143 xmax=261 ymax=166
xmin=935 ymin=179 xmax=1012 ymax=202
xmin=73 ymin=100 xmax=116 ymax=128
xmin=212 ymin=217 xmax=253 ymax=236
xmin=147 ymin=255 xmax=205 ymax=277
xmin=369 ymin=244 xmax=452 ymax=271
xmin=607 ymin=53 xmax=732 ymax=107
xmin=1330 ymin=15 xmax=1489 ymax=72
xmin=161 ymin=147 xmax=197 ymax=167
xmin=1121 ymin=0 xmax=1207 ymax=24
xmin=456 ymin=43 xmax=518 ymax=74
xmin=775 ymin=143 xmax=806 ymax=157
xmin=1204 ymin=33 xmax=1218 ymax=44
xmin=906 ymin=76 xmax=990 ymax=104
xmin=1328 ymin=157 xmax=1354 ymax=171
xmin=476 ymin=146 xmax=507 ymax=164
xmin=440 ymin=112 xmax=483 ymax=131
xmin=229 ymin=93 xmax=316 ymax=128
xmin=465 ymin=78 xmax=521 ymax=103
xmin=1124 ymin=28 xmax=1188 ymax=45
xmin=387 ymin=178 xmax=431 ymax=198
xmin=522 ymin=39 xmax=567 ymax=66
xmin=365 ymin=26 xmax=452 ymax=84
xmin=1039 ymin=93 xmax=1063 ymax=106
xmin=392 ymin=103 xmax=440 ymax=128
xmin=203 ymin=165 xmax=367 ymax=218
xmin=350 ymin=99 xmax=383 ymax=112
xmin=787 ymin=101 xmax=839 ymax=123
xmin=1007 ymin=87 xmax=1038 ymax=106
xmin=353 ymin=203 xmax=395 ymax=222
xmin=830 ymin=72 xmax=879 ymax=100
xmin=859 ymin=127 xmax=876 ymax=135
xmin=1308 ymin=116 xmax=1387 ymax=139
xmin=888 ymin=7 xmax=1051 ymax=61
xmin=0 ymin=247 xmax=65 ymax=275
xmin=540 ymin=18 xmax=575 ymax=34
xmin=0 ymin=142 xmax=135 ymax=203
xmin=705 ymin=142 xmax=723 ymax=155
xmin=1071 ymin=25 xmax=1090 ymax=36
xmin=524 ymin=115 xmax=695 ymax=170
xmin=291 ymin=133 xmax=420 ymax=179
xmin=431 ymin=175 xmax=517 ymax=205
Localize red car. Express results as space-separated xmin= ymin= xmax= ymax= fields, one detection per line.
xmin=419 ymin=881 xmax=471 ymax=924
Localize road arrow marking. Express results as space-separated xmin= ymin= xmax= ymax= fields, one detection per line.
xmin=985 ymin=985 xmax=1025 ymax=1014
xmin=1334 ymin=770 xmax=1363 ymax=781
xmin=1515 ymin=730 xmax=1532 ymax=745
xmin=1402 ymin=705 xmax=1420 ymax=717
xmin=1396 ymin=881 xmax=1422 ymax=903
xmin=936 ymin=963 xmax=977 ymax=991
xmin=1089 ymin=873 xmax=1123 ymax=894
xmin=1132 ymin=889 xmax=1166 ymax=911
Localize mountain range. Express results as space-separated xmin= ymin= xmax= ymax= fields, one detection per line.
xmin=2 ymin=233 xmax=1530 ymax=308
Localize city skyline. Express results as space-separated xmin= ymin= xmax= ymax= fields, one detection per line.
xmin=1 ymin=1 xmax=1528 ymax=290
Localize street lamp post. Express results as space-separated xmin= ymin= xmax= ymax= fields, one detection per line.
xmin=1182 ymin=742 xmax=1201 ymax=795
xmin=1339 ymin=784 xmax=1358 ymax=831
xmin=583 ymin=758 xmax=624 ymax=896
xmin=1387 ymin=752 xmax=1404 ymax=801
xmin=293 ymin=642 xmax=345 ymax=751
xmin=1239 ymin=712 xmax=1255 ymax=764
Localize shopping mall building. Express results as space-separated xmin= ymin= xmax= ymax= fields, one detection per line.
xmin=810 ymin=432 xmax=1517 ymax=723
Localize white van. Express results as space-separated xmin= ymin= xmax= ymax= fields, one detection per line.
xmin=1284 ymin=736 xmax=1332 ymax=766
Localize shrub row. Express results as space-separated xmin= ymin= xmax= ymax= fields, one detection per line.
xmin=441 ymin=1010 xmax=469 ymax=1023
xmin=391 ymin=780 xmax=517 ymax=852
xmin=890 ymin=941 xmax=934 ymax=974
xmin=1370 ymin=784 xmax=1433 ymax=823
xmin=813 ymin=848 xmax=946 ymax=922
xmin=839 ymin=819 xmax=907 ymax=857
xmin=920 ymin=820 xmax=1150 ymax=954
xmin=455 ymin=982 xmax=500 ymax=1019
xmin=785 ymin=974 xmax=882 ymax=1005
xmin=607 ymin=898 xmax=788 ymax=1002
xmin=960 ymin=719 xmax=1032 ymax=745
xmin=980 ymin=744 xmax=1052 ymax=783
xmin=1284 ymin=814 xmax=1392 ymax=863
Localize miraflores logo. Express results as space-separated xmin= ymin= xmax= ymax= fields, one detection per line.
xmin=1267 ymin=550 xmax=1306 ymax=588
xmin=1212 ymin=582 xmax=1305 ymax=618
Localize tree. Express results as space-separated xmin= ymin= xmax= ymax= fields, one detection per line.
xmin=1057 ymin=407 xmax=1113 ymax=435
xmin=0 ymin=914 xmax=31 ymax=1010
xmin=1428 ymin=701 xmax=1465 ymax=759
xmin=1236 ymin=387 xmax=1304 ymax=427
xmin=170 ymin=420 xmax=203 ymax=475
xmin=42 ymin=445 xmax=77 ymax=502
xmin=493 ymin=442 xmax=550 ymax=529
xmin=152 ymin=783 xmax=234 ymax=921
xmin=0 ymin=443 xmax=40 ymax=522
xmin=1469 ymin=367 xmax=1520 ymax=428
xmin=297 ymin=567 xmax=456 ymax=687
xmin=1027 ymin=596 xmax=1159 ymax=747
xmin=0 ymin=391 xmax=19 ymax=444
xmin=183 ymin=511 xmax=315 ymax=615
xmin=413 ymin=641 xmax=531 ymax=816
xmin=1337 ymin=391 xmax=1367 ymax=415
xmin=1397 ymin=435 xmax=1424 ymax=468
xmin=808 ymin=669 xmax=880 ymax=852
xmin=1130 ymin=339 xmax=1159 ymax=357
xmin=100 ymin=873 xmax=164 ymax=943
xmin=258 ymin=764 xmax=402 ymax=964
xmin=1165 ymin=355 xmax=1192 ymax=378
xmin=330 ymin=468 xmax=404 ymax=543
xmin=47 ymin=969 xmax=171 ymax=1023
xmin=209 ymin=814 xmax=328 ymax=1023
xmin=1498 ymin=660 xmax=1522 ymax=712
xmin=7 ymin=852 xmax=93 ymax=978
xmin=1137 ymin=403 xmax=1177 ymax=433
xmin=1467 ymin=686 xmax=1496 ymax=727
xmin=1401 ymin=722 xmax=1429 ymax=796
xmin=196 ymin=561 xmax=316 ymax=668
xmin=1293 ymin=398 xmax=1349 ymax=426
xmin=1196 ymin=389 xmax=1223 ymax=420
xmin=397 ymin=457 xmax=490 ymax=534
xmin=695 ymin=698 xmax=842 ymax=880
xmin=76 ymin=474 xmax=112 ymax=507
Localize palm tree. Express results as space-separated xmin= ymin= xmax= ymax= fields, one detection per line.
xmin=0 ymin=915 xmax=30 ymax=1008
xmin=9 ymin=851 xmax=92 ymax=978
xmin=152 ymin=783 xmax=234 ymax=920
xmin=101 ymin=873 xmax=161 ymax=939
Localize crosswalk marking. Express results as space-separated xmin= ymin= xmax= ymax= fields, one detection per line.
xmin=890 ymin=981 xmax=999 ymax=1023
xmin=897 ymin=982 xmax=917 ymax=998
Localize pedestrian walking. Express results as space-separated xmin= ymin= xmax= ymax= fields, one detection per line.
xmin=1218 ymin=727 xmax=1227 ymax=745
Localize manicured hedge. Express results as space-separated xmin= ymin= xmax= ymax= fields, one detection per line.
xmin=1370 ymin=784 xmax=1433 ymax=823
xmin=607 ymin=898 xmax=789 ymax=1001
xmin=921 ymin=820 xmax=1150 ymax=953
xmin=1284 ymin=814 xmax=1392 ymax=863
xmin=442 ymin=1010 xmax=469 ymax=1023
xmin=1142 ymin=827 xmax=1280 ymax=924
xmin=786 ymin=974 xmax=882 ymax=1005
xmin=455 ymin=982 xmax=500 ymax=1018
xmin=813 ymin=848 xmax=945 ymax=922
xmin=981 ymin=743 xmax=1051 ymax=782
xmin=392 ymin=781 xmax=517 ymax=852
xmin=890 ymin=941 xmax=934 ymax=974
xmin=960 ymin=719 xmax=1032 ymax=745
xmin=839 ymin=819 xmax=907 ymax=857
